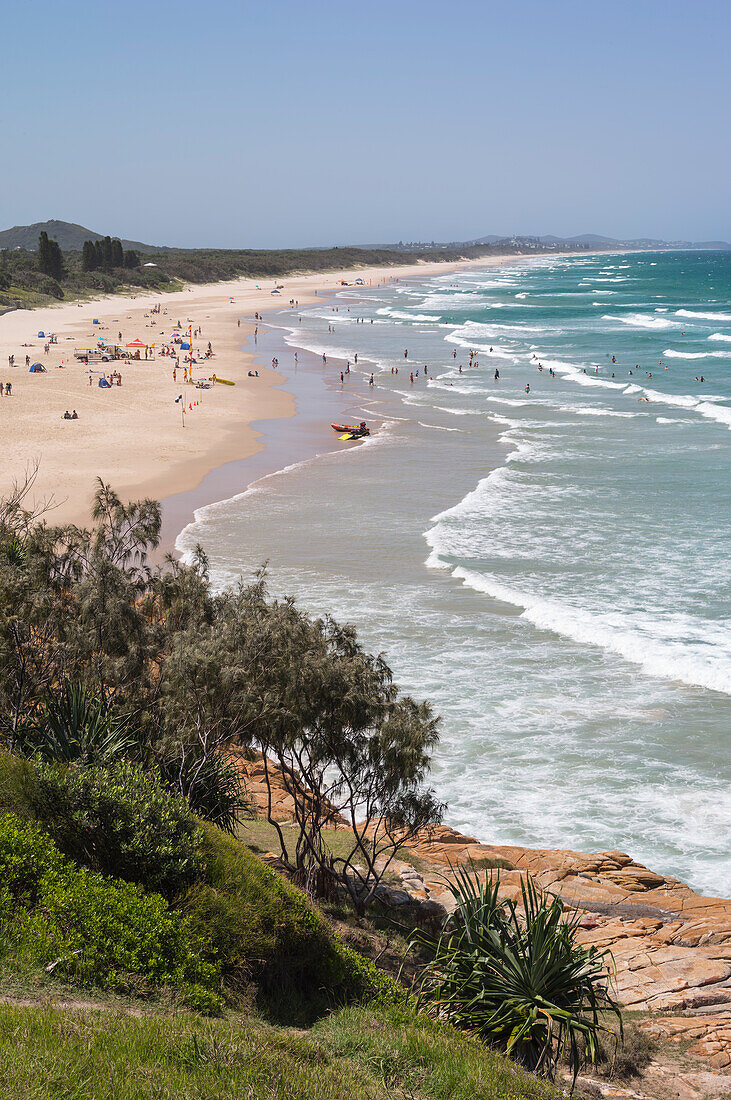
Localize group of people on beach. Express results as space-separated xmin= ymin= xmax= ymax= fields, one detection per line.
xmin=89 ymin=370 xmax=123 ymax=387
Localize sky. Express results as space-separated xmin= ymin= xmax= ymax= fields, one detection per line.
xmin=3 ymin=0 xmax=730 ymax=248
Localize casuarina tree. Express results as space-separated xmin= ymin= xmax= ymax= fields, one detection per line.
xmin=37 ymin=232 xmax=64 ymax=280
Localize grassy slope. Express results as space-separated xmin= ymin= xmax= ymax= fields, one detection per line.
xmin=0 ymin=1002 xmax=556 ymax=1100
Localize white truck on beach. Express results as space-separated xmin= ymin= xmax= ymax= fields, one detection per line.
xmin=74 ymin=349 xmax=111 ymax=362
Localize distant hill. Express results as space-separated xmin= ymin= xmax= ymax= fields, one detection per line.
xmin=3 ymin=220 xmax=728 ymax=256
xmin=472 ymin=232 xmax=731 ymax=250
xmin=0 ymin=220 xmax=164 ymax=253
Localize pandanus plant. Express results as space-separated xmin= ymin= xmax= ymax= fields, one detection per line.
xmin=412 ymin=867 xmax=622 ymax=1086
xmin=17 ymin=682 xmax=133 ymax=766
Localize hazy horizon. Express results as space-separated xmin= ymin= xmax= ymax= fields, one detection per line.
xmin=4 ymin=0 xmax=729 ymax=249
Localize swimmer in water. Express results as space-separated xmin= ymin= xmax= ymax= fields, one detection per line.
xmin=525 ymin=383 xmax=530 ymax=393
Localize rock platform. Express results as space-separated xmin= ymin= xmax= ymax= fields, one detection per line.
xmin=237 ymin=753 xmax=731 ymax=1092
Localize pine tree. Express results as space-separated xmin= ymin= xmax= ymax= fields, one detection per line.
xmin=94 ymin=241 xmax=104 ymax=269
xmin=38 ymin=231 xmax=64 ymax=280
xmin=111 ymin=238 xmax=124 ymax=267
xmin=124 ymin=250 xmax=140 ymax=269
xmin=38 ymin=231 xmax=50 ymax=273
xmin=81 ymin=240 xmax=97 ymax=271
xmin=102 ymin=236 xmax=113 ymax=267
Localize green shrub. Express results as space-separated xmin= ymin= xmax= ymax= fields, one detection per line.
xmin=0 ymin=812 xmax=65 ymax=905
xmin=32 ymin=760 xmax=204 ymax=897
xmin=413 ymin=869 xmax=622 ymax=1085
xmin=16 ymin=684 xmax=133 ymax=766
xmin=181 ymin=825 xmax=399 ymax=1024
xmin=160 ymin=751 xmax=250 ymax=835
xmin=0 ymin=749 xmax=39 ymax=822
xmin=0 ymin=813 xmax=219 ymax=1008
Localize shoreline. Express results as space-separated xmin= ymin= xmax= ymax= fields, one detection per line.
xmin=0 ymin=252 xmax=516 ymax=526
xmin=4 ymin=253 xmax=730 ymax=928
xmin=164 ymin=251 xmax=729 ymax=910
xmin=0 ymin=248 xmax=630 ymax=529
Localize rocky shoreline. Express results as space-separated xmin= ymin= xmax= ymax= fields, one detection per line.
xmin=241 ymin=754 xmax=731 ymax=1098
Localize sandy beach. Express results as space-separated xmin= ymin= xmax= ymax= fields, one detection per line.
xmin=0 ymin=254 xmax=512 ymax=527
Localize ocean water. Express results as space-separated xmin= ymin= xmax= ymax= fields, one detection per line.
xmin=178 ymin=251 xmax=731 ymax=897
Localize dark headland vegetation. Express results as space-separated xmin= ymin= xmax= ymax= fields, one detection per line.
xmin=0 ymin=222 xmax=611 ymax=311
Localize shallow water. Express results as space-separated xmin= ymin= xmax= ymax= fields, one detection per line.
xmin=178 ymin=251 xmax=731 ymax=897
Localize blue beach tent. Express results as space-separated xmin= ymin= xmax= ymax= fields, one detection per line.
xmin=29 ymin=362 xmax=46 ymax=373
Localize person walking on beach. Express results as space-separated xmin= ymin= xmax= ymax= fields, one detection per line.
xmin=340 ymin=372 xmax=344 ymax=383
xmin=369 ymin=374 xmax=374 ymax=386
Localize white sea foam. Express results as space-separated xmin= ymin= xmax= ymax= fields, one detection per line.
xmin=377 ymin=308 xmax=442 ymax=322
xmin=641 ymin=388 xmax=700 ymax=410
xmin=676 ymin=309 xmax=731 ymax=322
xmin=557 ymin=404 xmax=638 ymax=418
xmin=662 ymin=350 xmax=711 ymax=360
xmin=603 ymin=313 xmax=684 ymax=330
xmin=450 ymin=319 xmax=553 ymax=337
xmin=535 ymin=357 xmax=628 ymax=390
xmin=696 ymin=402 xmax=731 ymax=428
xmin=445 ymin=568 xmax=731 ymax=696
xmin=709 ymin=332 xmax=731 ymax=342
xmin=416 ymin=421 xmax=464 ymax=432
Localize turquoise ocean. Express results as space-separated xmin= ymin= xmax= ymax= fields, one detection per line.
xmin=178 ymin=251 xmax=731 ymax=896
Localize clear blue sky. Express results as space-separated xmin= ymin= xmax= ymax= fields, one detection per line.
xmin=3 ymin=0 xmax=729 ymax=247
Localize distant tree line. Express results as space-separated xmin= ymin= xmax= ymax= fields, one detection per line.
xmin=1 ymin=230 xmax=576 ymax=311
xmin=81 ymin=236 xmax=140 ymax=272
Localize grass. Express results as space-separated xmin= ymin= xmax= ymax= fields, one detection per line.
xmin=0 ymin=1001 xmax=558 ymax=1100
xmin=238 ymin=816 xmax=486 ymax=878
